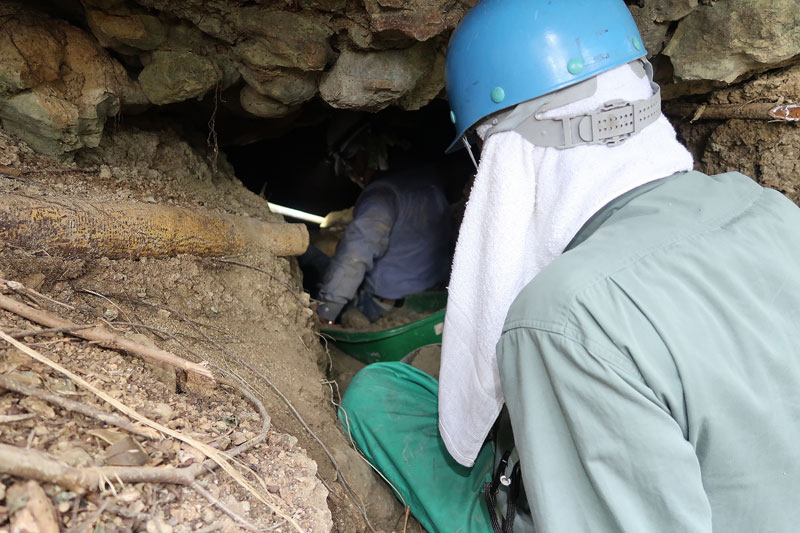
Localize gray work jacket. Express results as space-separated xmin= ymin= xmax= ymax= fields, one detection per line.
xmin=496 ymin=171 xmax=800 ymax=532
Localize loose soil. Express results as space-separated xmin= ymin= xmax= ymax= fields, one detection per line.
xmin=0 ymin=123 xmax=411 ymax=532
xmin=334 ymin=306 xmax=434 ymax=332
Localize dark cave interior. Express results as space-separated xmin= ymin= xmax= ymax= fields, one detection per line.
xmin=224 ymin=100 xmax=475 ymax=220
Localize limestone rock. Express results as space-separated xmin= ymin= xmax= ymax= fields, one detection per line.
xmin=0 ymin=12 xmax=62 ymax=95
xmin=138 ymin=50 xmax=222 ymax=105
xmin=628 ymin=9 xmax=670 ymax=58
xmin=664 ymin=0 xmax=800 ymax=84
xmin=333 ymin=14 xmax=375 ymax=50
xmin=232 ymin=8 xmax=333 ymax=71
xmin=86 ymin=8 xmax=167 ymax=51
xmin=239 ymin=85 xmax=292 ymax=118
xmin=0 ymin=4 xmax=139 ymax=157
xmin=363 ymin=0 xmax=474 ymax=42
xmin=319 ymin=41 xmax=436 ymax=111
xmin=298 ymin=0 xmax=347 ymax=11
xmin=7 ymin=480 xmax=59 ymax=533
xmin=397 ymin=41 xmax=446 ymax=110
xmin=240 ymin=68 xmax=319 ymax=106
xmin=648 ymin=0 xmax=698 ymax=22
xmin=130 ymin=0 xmax=239 ymax=43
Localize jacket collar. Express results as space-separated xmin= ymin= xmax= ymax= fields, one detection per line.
xmin=564 ymin=172 xmax=687 ymax=252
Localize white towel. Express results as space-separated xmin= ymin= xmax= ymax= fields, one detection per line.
xmin=438 ymin=63 xmax=695 ymax=467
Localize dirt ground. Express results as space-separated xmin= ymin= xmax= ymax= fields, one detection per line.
xmin=0 ymin=122 xmax=411 ymax=532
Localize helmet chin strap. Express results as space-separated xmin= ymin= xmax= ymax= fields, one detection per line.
xmin=482 ymin=58 xmax=662 ymax=149
xmin=462 ymin=136 xmax=480 ymax=171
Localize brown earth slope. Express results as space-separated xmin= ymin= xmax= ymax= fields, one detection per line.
xmin=0 ymin=123 xmax=408 ymax=532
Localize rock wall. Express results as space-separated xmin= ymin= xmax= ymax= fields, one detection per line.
xmin=0 ymin=0 xmax=476 ymax=158
xmin=0 ymin=2 xmax=146 ymax=156
xmin=0 ymin=0 xmax=793 ymax=156
xmin=1 ymin=0 xmax=799 ymax=199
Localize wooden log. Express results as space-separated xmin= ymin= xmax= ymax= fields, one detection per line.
xmin=0 ymin=193 xmax=308 ymax=258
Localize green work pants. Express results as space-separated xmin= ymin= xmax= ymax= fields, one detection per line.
xmin=338 ymin=362 xmax=495 ymax=533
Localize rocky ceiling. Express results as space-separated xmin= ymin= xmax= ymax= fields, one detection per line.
xmin=0 ymin=0 xmax=798 ymax=159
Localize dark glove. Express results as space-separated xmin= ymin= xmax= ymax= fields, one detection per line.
xmin=316 ymin=301 xmax=343 ymax=325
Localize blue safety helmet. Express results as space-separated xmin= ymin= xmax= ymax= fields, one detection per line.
xmin=445 ymin=0 xmax=647 ymax=152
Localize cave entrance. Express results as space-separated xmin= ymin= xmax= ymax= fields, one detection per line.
xmin=224 ymin=100 xmax=474 ymax=221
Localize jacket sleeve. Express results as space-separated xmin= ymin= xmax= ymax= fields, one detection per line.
xmin=496 ymin=327 xmax=713 ymax=533
xmin=317 ymin=187 xmax=396 ymax=320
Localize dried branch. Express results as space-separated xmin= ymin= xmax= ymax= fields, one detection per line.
xmin=9 ymin=325 xmax=95 ymax=339
xmin=4 ymin=279 xmax=76 ymax=310
xmin=0 ymin=442 xmax=200 ymax=493
xmin=0 ymin=413 xmax=35 ymax=423
xmin=0 ymin=374 xmax=159 ymax=440
xmin=190 ymin=481 xmax=260 ymax=532
xmin=0 ymin=331 xmax=294 ymax=531
xmin=66 ymin=498 xmax=109 ymax=533
xmin=0 ymin=287 xmax=213 ymax=379
xmin=195 ymin=337 xmax=376 ymax=530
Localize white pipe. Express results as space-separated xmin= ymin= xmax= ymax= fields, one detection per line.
xmin=268 ymin=202 xmax=325 ymax=225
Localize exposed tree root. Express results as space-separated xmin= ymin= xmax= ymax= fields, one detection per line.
xmin=0 ymin=331 xmax=304 ymax=532
xmin=0 ymin=192 xmax=309 ymax=259
xmin=0 ymin=330 xmax=296 ymax=531
xmin=0 ymin=283 xmax=214 ymax=379
xmin=0 ymin=442 xmax=196 ymax=492
xmin=0 ymin=374 xmax=159 ymax=440
xmin=0 ymin=444 xmax=262 ymax=531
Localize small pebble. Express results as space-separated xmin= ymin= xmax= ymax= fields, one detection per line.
xmin=152 ymin=402 xmax=174 ymax=421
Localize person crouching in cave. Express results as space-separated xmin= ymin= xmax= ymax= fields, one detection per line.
xmin=338 ymin=0 xmax=800 ymax=532
xmin=313 ymin=123 xmax=453 ymax=327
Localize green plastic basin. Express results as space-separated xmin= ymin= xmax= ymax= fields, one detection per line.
xmin=320 ymin=292 xmax=447 ymax=365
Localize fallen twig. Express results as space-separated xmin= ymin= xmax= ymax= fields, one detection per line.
xmin=0 ymin=287 xmax=213 ymax=379
xmin=200 ymin=344 xmax=376 ymax=530
xmin=110 ymin=322 xmax=204 ymax=343
xmin=0 ymin=374 xmax=159 ymax=440
xmin=3 ymin=278 xmax=76 ymax=310
xmin=0 ymin=382 xmax=273 ymax=533
xmin=66 ymin=498 xmax=109 ymax=533
xmin=0 ymin=435 xmax=214 ymax=493
xmin=9 ymin=325 xmax=95 ymax=339
xmin=78 ymin=289 xmax=143 ymax=336
xmin=0 ymin=332 xmax=304 ymax=533
xmin=0 ymin=413 xmax=35 ymax=423
xmin=190 ymin=481 xmax=260 ymax=532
